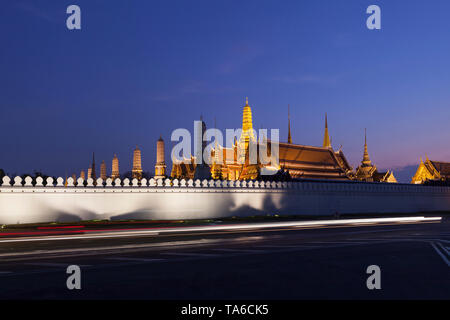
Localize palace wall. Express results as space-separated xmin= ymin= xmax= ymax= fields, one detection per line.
xmin=0 ymin=176 xmax=450 ymax=224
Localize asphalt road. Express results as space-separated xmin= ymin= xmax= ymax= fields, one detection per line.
xmin=0 ymin=217 xmax=449 ymax=299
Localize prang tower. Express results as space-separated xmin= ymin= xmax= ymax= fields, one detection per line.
xmin=154 ymin=136 xmax=166 ymax=179
xmin=100 ymin=160 xmax=107 ymax=180
xmin=132 ymin=146 xmax=143 ymax=180
xmin=111 ymin=154 xmax=119 ymax=179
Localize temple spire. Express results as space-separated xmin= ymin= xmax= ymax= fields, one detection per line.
xmin=362 ymin=128 xmax=372 ymax=166
xmin=323 ymin=113 xmax=331 ymax=148
xmin=241 ymin=96 xmax=255 ymax=141
xmin=287 ymin=104 xmax=292 ymax=144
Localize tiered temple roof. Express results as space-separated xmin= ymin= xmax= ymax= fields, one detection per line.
xmin=411 ymin=157 xmax=450 ymax=184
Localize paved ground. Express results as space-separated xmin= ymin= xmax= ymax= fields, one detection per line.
xmin=0 ymin=217 xmax=449 ymax=299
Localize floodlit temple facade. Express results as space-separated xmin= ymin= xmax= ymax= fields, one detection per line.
xmin=411 ymin=157 xmax=450 ymax=184
xmin=171 ymin=98 xmax=355 ymax=181
xmin=67 ymin=99 xmax=399 ymax=184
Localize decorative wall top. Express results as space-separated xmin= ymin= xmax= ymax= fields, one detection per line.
xmin=1 ymin=175 xmax=449 ymax=194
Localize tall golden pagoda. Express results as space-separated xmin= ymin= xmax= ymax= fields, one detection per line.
xmin=132 ymin=146 xmax=143 ymax=180
xmin=235 ymin=97 xmax=259 ymax=179
xmin=239 ymin=97 xmax=256 ymax=152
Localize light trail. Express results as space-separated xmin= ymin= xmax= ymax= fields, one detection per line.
xmin=0 ymin=216 xmax=441 ymax=244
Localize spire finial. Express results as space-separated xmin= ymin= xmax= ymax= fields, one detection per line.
xmin=362 ymin=128 xmax=371 ymax=166
xmin=323 ymin=113 xmax=331 ymax=148
xmin=287 ymin=104 xmax=292 ymax=144
xmin=245 ymin=97 xmax=248 ymax=105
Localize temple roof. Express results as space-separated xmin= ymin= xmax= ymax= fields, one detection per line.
xmin=334 ymin=150 xmax=352 ymax=171
xmin=278 ymin=143 xmax=338 ymax=165
xmin=276 ymin=142 xmax=351 ymax=180
xmin=430 ymin=161 xmax=450 ymax=176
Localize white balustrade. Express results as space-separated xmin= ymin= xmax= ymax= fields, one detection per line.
xmin=67 ymin=177 xmax=75 ymax=187
xmin=24 ymin=176 xmax=33 ymax=187
xmin=14 ymin=176 xmax=22 ymax=186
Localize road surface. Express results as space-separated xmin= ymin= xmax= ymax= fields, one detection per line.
xmin=0 ymin=216 xmax=449 ymax=299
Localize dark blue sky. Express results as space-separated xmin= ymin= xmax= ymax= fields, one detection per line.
xmin=1 ymin=0 xmax=450 ymax=177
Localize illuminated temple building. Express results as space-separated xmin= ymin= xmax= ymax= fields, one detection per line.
xmin=170 ymin=98 xmax=355 ymax=181
xmin=411 ymin=156 xmax=450 ymax=184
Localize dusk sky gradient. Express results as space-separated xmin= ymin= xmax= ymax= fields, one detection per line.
xmin=1 ymin=0 xmax=450 ymax=179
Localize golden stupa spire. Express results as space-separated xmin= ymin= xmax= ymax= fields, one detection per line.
xmin=241 ymin=97 xmax=255 ymax=142
xmin=323 ymin=113 xmax=331 ymax=148
xmin=287 ymin=104 xmax=292 ymax=144
xmin=242 ymin=97 xmax=253 ymax=132
xmin=362 ymin=128 xmax=372 ymax=166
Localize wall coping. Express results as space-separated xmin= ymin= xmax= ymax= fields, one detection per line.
xmin=1 ymin=175 xmax=449 ymax=193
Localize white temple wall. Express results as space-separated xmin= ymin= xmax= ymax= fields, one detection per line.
xmin=0 ymin=176 xmax=449 ymax=224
